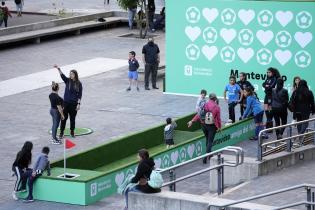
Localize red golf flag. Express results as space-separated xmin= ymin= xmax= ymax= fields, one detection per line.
xmin=65 ymin=139 xmax=76 ymax=149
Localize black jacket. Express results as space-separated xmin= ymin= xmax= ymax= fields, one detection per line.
xmin=291 ymin=89 xmax=315 ymax=116
xmin=272 ymin=88 xmax=289 ymax=109
xmin=263 ymin=76 xmax=277 ymax=95
xmin=12 ymin=151 xmax=32 ymax=171
xmin=131 ymin=158 xmax=161 ymax=193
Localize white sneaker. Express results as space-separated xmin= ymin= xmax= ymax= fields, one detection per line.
xmin=291 ymin=120 xmax=296 ymax=124
xmin=12 ymin=191 xmax=18 ymax=201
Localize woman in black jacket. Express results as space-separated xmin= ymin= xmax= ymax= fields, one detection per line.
xmin=125 ymin=149 xmax=160 ymax=209
xmin=290 ymin=80 xmax=315 ymax=134
xmin=262 ymin=67 xmax=281 ymax=131
xmin=12 ymin=141 xmax=33 ymax=200
xmin=271 ymin=78 xmax=289 ymax=139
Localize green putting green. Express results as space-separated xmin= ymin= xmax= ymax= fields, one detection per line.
xmin=49 ymin=128 xmax=93 ymax=136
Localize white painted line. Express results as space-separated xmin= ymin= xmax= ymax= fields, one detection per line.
xmin=0 ymin=57 xmax=127 ymax=98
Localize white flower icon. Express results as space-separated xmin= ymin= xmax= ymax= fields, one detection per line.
xmin=295 ymin=50 xmax=311 ymax=68
xmin=275 ymin=31 xmax=292 ymax=48
xmin=258 ymin=10 xmax=273 ymax=27
xmin=221 ymin=8 xmax=236 ymax=25
xmin=186 ymin=44 xmax=200 ymax=61
xmin=238 ymin=29 xmax=254 ymax=46
xmin=296 ymin=11 xmax=312 ymax=29
xmin=257 ymin=48 xmax=272 ymax=65
xmin=203 ymin=27 xmax=218 ymax=44
xmin=221 ymin=46 xmax=235 ymax=63
xmin=186 ymin=7 xmax=201 ymax=23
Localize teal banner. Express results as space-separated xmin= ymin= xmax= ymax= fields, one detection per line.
xmin=166 ymin=0 xmax=315 ymax=97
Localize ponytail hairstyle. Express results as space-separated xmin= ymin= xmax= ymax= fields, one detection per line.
xmin=268 ymin=67 xmax=281 ymax=79
xmin=138 ymin=149 xmax=149 ymax=161
xmin=51 ymin=81 xmax=59 ymax=91
xmin=70 ymin=70 xmax=81 ymax=92
xmin=244 ymin=87 xmax=254 ymax=96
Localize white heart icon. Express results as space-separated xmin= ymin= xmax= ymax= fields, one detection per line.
xmin=294 ymin=32 xmax=313 ymax=48
xmin=237 ymin=48 xmax=254 ymax=63
xmin=202 ymin=8 xmax=219 ymax=24
xmin=202 ymin=45 xmax=218 ymax=61
xmin=154 ymin=158 xmax=162 ymax=168
xmin=187 ymin=144 xmax=195 ymax=158
xmin=256 ymin=30 xmax=274 ymax=46
xmin=185 ymin=26 xmax=201 ymax=42
xmin=115 ymin=172 xmax=125 ymax=187
xmin=220 ymin=28 xmax=237 ymax=44
xmin=171 ymin=151 xmax=179 ymax=165
xmin=238 ymin=9 xmax=255 ymax=25
xmin=275 ymin=11 xmax=293 ymax=27
xmin=274 ymin=49 xmax=292 ymax=66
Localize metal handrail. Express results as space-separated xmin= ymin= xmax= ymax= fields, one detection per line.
xmin=257 ymin=117 xmax=315 ymax=161
xmin=157 ymin=146 xmax=244 ymax=194
xmin=208 ymin=183 xmax=315 ymax=210
xmin=158 ymin=146 xmax=244 ymax=173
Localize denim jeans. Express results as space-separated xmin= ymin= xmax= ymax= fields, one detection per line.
xmin=27 ymin=174 xmax=41 ymax=199
xmin=50 ymin=108 xmax=61 ymax=140
xmin=125 ymin=186 xmax=140 ymax=209
xmin=60 ymin=102 xmax=77 ymax=134
xmin=128 ymin=8 xmax=137 ymax=29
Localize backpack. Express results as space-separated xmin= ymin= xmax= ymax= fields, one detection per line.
xmin=205 ymin=112 xmax=215 ymax=125
xmin=148 ymin=170 xmax=163 ymax=189
xmin=198 ymin=99 xmax=207 ymax=121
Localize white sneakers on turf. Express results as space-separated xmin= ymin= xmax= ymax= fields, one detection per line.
xmin=12 ymin=191 xmax=18 ymax=200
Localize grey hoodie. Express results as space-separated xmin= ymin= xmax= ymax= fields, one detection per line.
xmin=164 ymin=122 xmax=177 ymax=140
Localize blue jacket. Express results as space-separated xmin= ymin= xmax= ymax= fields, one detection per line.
xmin=61 ymin=74 xmax=83 ymax=103
xmin=242 ymin=95 xmax=263 ymax=118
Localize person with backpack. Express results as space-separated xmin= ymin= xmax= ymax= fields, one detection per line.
xmin=271 ymin=78 xmax=289 ymax=139
xmin=188 ymin=93 xmax=222 ymax=164
xmin=241 ymin=87 xmax=264 ymax=140
xmin=15 ymin=0 xmax=24 ymax=17
xmin=124 ymin=149 xmax=161 ymax=209
xmin=12 ymin=141 xmax=33 ymax=200
xmin=54 ymin=65 xmax=83 ymax=138
xmin=0 ymin=1 xmax=12 ymax=28
xmin=290 ymin=80 xmax=315 ymax=134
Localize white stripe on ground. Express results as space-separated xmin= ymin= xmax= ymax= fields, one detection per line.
xmin=0 ymin=57 xmax=127 ymax=98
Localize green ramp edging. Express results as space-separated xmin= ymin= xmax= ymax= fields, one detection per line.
xmin=28 ymin=115 xmax=254 ymax=205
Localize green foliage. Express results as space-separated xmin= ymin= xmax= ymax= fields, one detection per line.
xmin=117 ymin=0 xmax=140 ymax=10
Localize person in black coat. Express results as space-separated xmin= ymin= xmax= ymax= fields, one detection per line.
xmin=125 ymin=149 xmax=160 ymax=209
xmin=262 ymin=67 xmax=281 ymax=131
xmin=290 ymin=80 xmax=315 ymax=134
xmin=271 ymin=78 xmax=289 ymax=139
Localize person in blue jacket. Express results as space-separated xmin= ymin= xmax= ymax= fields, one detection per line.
xmin=241 ymin=87 xmax=264 ymax=140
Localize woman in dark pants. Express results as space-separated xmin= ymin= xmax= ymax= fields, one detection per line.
xmin=290 ymin=80 xmax=315 ymax=134
xmin=49 ymin=82 xmax=65 ymax=144
xmin=12 ymin=141 xmax=33 ymax=200
xmin=271 ymin=78 xmax=289 ymax=139
xmin=54 ymin=65 xmax=82 ymax=138
xmin=262 ymin=67 xmax=281 ymax=131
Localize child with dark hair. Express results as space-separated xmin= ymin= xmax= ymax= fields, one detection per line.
xmin=195 ymin=89 xmax=207 ymax=112
xmin=49 ymin=82 xmax=64 ymax=144
xmin=164 ymin=118 xmax=177 ymax=148
xmin=0 ymin=1 xmax=12 ymax=28
xmin=242 ymin=88 xmax=264 ymax=140
xmin=224 ymin=76 xmax=243 ymax=123
xmin=127 ymin=51 xmax=140 ymax=91
xmin=12 ymin=141 xmax=33 ymax=200
xmin=23 ymin=147 xmax=51 ymax=202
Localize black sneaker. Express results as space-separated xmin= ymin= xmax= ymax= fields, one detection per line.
xmin=71 ymin=130 xmax=75 ymax=138
xmin=59 ymin=132 xmax=64 ymax=139
xmin=152 ymin=86 xmax=159 ymax=89
xmin=126 ymin=87 xmax=131 ymax=91
xmin=137 ymin=87 xmax=140 ymax=91
xmin=145 ymin=87 xmax=150 ymax=90
xmin=23 ymin=198 xmax=34 ymax=203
